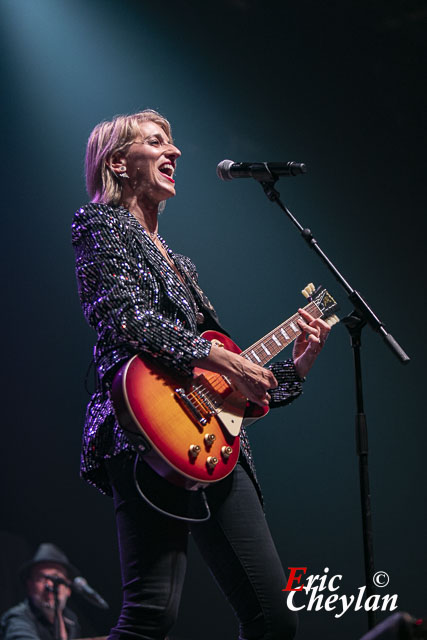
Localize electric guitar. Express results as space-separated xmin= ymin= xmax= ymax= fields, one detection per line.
xmin=111 ymin=283 xmax=339 ymax=491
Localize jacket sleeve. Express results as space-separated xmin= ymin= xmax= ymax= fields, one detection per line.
xmin=71 ymin=205 xmax=211 ymax=377
xmin=0 ymin=610 xmax=40 ymax=640
xmin=266 ymin=359 xmax=304 ymax=408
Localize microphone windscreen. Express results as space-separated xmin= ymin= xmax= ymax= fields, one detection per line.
xmin=216 ymin=159 xmax=234 ymax=181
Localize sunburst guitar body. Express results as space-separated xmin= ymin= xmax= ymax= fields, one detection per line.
xmin=110 ymin=284 xmax=339 ymax=490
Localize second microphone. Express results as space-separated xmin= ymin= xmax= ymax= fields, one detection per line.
xmin=217 ymin=159 xmax=307 ymax=181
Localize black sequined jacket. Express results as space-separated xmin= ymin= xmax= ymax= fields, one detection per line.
xmin=72 ymin=203 xmax=303 ymax=496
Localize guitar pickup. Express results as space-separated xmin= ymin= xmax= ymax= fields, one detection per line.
xmin=174 ymin=388 xmax=207 ymax=427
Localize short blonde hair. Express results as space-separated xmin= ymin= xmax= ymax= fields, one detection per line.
xmin=85 ymin=109 xmax=172 ymax=205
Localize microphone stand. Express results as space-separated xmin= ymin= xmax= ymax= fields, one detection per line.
xmin=253 ymin=166 xmax=410 ymax=631
xmin=44 ymin=576 xmax=70 ymax=640
xmin=51 ymin=583 xmax=61 ymax=640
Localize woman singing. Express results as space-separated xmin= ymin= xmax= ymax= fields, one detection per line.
xmin=72 ymin=109 xmax=330 ymax=640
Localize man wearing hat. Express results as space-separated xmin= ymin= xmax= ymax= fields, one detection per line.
xmin=0 ymin=543 xmax=81 ymax=640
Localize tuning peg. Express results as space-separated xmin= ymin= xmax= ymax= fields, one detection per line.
xmin=325 ymin=314 xmax=340 ymax=326
xmin=301 ymin=282 xmax=315 ymax=298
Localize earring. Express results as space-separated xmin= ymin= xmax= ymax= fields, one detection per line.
xmin=118 ymin=166 xmax=129 ymax=178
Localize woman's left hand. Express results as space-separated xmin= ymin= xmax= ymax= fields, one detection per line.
xmin=293 ymin=307 xmax=331 ymax=379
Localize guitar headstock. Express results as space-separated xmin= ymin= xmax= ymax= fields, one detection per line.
xmin=301 ymin=283 xmax=339 ymax=326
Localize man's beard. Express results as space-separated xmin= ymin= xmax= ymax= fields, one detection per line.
xmin=31 ymin=591 xmax=65 ymax=614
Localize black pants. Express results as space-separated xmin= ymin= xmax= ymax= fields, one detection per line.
xmin=106 ymin=456 xmax=298 ymax=640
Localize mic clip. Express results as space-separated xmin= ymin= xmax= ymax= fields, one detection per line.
xmin=247 ymin=162 xmax=277 ymax=183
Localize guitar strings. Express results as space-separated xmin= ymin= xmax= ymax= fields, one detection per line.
xmin=241 ymin=301 xmax=321 ymax=364
xmin=187 ymin=299 xmax=329 ymax=416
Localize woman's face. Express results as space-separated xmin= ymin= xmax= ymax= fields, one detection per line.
xmin=121 ymin=121 xmax=181 ymax=205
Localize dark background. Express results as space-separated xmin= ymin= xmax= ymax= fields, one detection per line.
xmin=1 ymin=1 xmax=426 ymax=638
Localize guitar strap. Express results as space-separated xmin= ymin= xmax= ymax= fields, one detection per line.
xmin=171 ymin=253 xmax=226 ymax=331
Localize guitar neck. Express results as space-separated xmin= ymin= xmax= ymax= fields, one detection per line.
xmin=241 ymin=300 xmax=322 ymax=367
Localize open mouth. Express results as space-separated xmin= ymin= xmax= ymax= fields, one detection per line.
xmin=158 ymin=163 xmax=175 ymax=183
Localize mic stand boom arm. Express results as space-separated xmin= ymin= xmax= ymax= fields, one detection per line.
xmin=259 ymin=173 xmax=409 ymax=363
xmin=256 ymin=172 xmax=410 ymax=632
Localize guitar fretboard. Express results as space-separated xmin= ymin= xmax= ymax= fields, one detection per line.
xmin=241 ymin=301 xmax=321 ymax=366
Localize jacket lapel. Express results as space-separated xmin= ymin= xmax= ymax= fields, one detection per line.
xmin=118 ymin=209 xmax=198 ymax=326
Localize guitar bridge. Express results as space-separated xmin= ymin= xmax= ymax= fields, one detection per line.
xmin=174 ymin=388 xmax=208 ymax=427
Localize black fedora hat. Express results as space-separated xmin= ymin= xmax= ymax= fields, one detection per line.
xmin=20 ymin=543 xmax=80 ymax=582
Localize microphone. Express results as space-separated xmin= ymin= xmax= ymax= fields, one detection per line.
xmin=72 ymin=577 xmax=109 ymax=610
xmin=217 ymin=159 xmax=307 ymax=181
xmin=42 ymin=573 xmax=109 ymax=609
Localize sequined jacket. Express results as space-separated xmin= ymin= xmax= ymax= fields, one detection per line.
xmin=72 ymin=203 xmax=303 ymax=496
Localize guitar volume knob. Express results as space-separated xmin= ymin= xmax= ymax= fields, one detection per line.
xmin=206 ymin=456 xmax=218 ymax=469
xmin=189 ymin=444 xmax=201 ymax=458
xmin=221 ymin=446 xmax=233 ymax=459
xmin=204 ymin=433 xmax=216 ymax=446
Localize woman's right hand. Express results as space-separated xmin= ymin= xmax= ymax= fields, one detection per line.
xmin=193 ymin=343 xmax=278 ymax=407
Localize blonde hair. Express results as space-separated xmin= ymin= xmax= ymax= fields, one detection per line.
xmin=85 ymin=109 xmax=172 ymax=205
